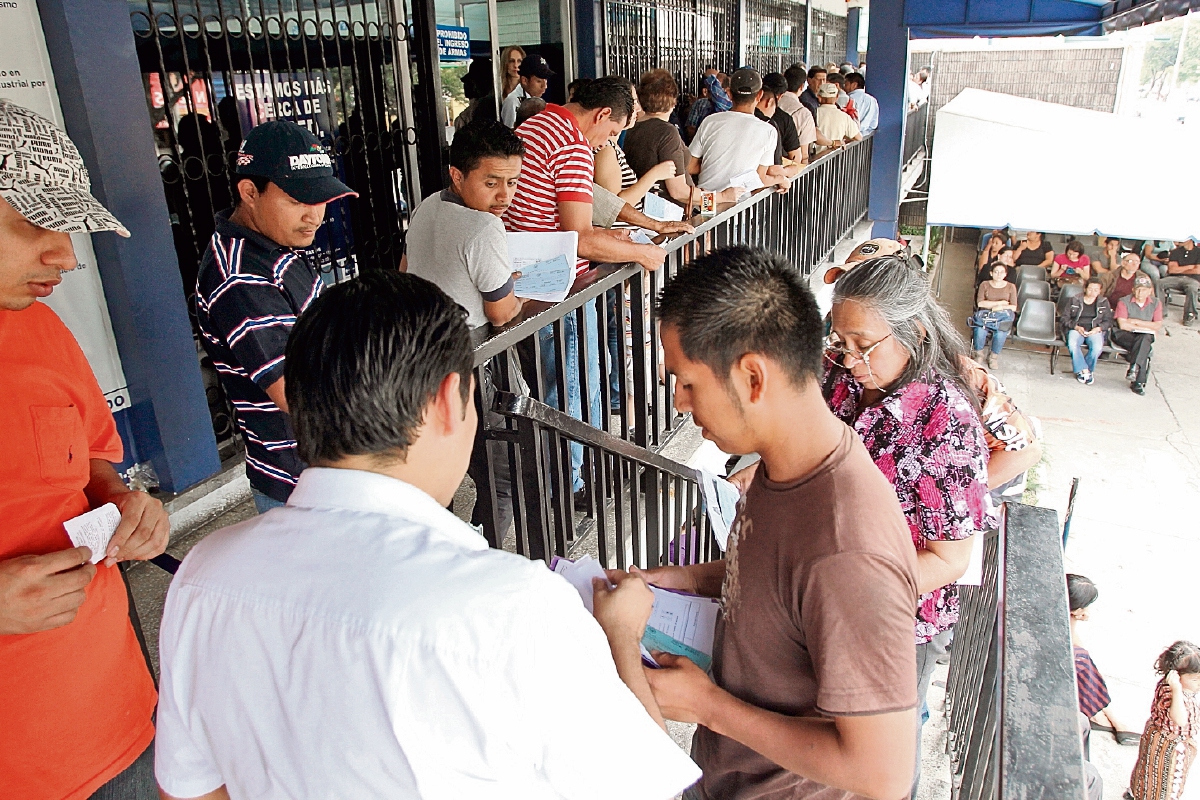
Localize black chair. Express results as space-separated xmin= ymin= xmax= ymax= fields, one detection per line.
xmin=1012 ymin=298 xmax=1065 ymax=373
xmin=1056 ymin=283 xmax=1084 ymax=314
xmin=1016 ymin=280 xmax=1051 ymax=318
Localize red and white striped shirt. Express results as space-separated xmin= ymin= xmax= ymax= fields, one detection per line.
xmin=504 ymin=104 xmax=594 ymax=274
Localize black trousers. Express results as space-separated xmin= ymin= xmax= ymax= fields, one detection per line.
xmin=467 ymin=355 xmax=515 ymax=543
xmin=1110 ymin=329 xmax=1154 ymax=383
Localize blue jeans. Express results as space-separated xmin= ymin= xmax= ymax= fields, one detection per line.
xmin=969 ymin=310 xmax=1013 ymax=354
xmin=1067 ymin=330 xmax=1104 ymax=374
xmin=252 ymin=488 xmax=287 ymax=514
xmin=538 ymin=298 xmax=602 ymax=492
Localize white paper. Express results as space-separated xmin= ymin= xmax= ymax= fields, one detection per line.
xmin=641 ymin=586 xmax=719 ymax=671
xmin=729 ymin=169 xmax=765 ymax=192
xmin=699 ymin=469 xmax=740 ymax=552
xmin=643 ymin=192 xmax=684 ymax=222
xmin=551 ymin=555 xmax=611 ymax=613
xmin=630 ymin=228 xmax=658 ymax=246
xmin=957 ymin=533 xmax=984 ymax=586
xmin=63 ymin=503 xmax=121 ymax=564
xmin=513 ymin=254 xmax=574 ymax=303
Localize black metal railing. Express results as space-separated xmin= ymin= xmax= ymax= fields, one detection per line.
xmin=945 ymin=503 xmax=1089 ymax=799
xmin=904 ymin=100 xmax=929 ymax=170
xmin=467 ymin=136 xmax=872 ymax=549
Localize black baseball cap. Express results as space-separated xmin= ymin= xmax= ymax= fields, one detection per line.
xmin=519 ymin=54 xmax=555 ymax=80
xmin=729 ymin=68 xmax=762 ymax=98
xmin=234 ymin=120 xmax=356 ymax=205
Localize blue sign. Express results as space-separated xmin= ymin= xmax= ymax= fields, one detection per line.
xmin=436 ymin=25 xmax=471 ymax=62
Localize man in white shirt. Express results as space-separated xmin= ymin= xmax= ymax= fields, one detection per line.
xmin=845 ymin=73 xmax=878 ymax=137
xmin=688 ymin=68 xmax=790 ymax=193
xmin=154 ymin=270 xmax=701 ymax=800
xmin=814 ymin=83 xmax=861 ymax=156
xmin=501 ymin=54 xmax=553 ymax=128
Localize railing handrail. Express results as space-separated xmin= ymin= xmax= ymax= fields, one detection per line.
xmin=470 ymin=135 xmax=875 ymax=367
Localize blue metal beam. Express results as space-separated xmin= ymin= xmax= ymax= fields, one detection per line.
xmin=36 ymin=0 xmax=221 ymax=492
xmin=866 ymin=0 xmax=909 ymax=239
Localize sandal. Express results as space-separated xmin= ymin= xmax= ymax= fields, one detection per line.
xmin=1090 ymin=721 xmax=1114 ymax=733
xmin=1115 ymin=731 xmax=1141 ymax=746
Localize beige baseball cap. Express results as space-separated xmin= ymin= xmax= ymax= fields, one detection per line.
xmin=0 ymin=98 xmax=130 ymax=237
xmin=823 ymin=238 xmax=907 ymax=284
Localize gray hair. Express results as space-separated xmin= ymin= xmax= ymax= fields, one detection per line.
xmin=832 ymin=256 xmax=977 ymax=405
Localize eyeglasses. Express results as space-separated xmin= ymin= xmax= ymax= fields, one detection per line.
xmin=824 ymin=332 xmax=893 ymax=366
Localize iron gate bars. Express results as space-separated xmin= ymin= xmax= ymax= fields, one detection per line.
xmin=467 ymin=136 xmax=872 ymax=550
xmin=743 ymin=0 xmax=807 ymax=75
xmin=601 ymin=0 xmax=738 ymax=95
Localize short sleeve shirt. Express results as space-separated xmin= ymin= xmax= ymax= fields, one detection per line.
xmin=622 ymin=118 xmax=692 ymax=185
xmin=823 ymin=363 xmax=994 ymax=644
xmin=1115 ymin=296 xmax=1163 ymax=323
xmin=195 ymin=210 xmax=323 ymax=503
xmin=688 ymin=111 xmax=778 ymax=191
xmin=815 ymin=104 xmax=860 ymax=149
xmin=0 ymin=302 xmax=157 ymax=800
xmin=1168 ymin=245 xmax=1200 ymax=268
xmin=504 ymin=104 xmax=594 ymax=275
xmin=777 ymin=92 xmax=817 ymax=150
xmin=404 ymin=190 xmax=513 ymax=329
xmin=691 ymin=427 xmax=918 ymax=800
xmin=1015 ymin=239 xmax=1054 ymax=267
xmin=1054 ymin=253 xmax=1090 ymax=277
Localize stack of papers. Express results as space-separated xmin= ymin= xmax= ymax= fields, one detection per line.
xmin=729 ymin=169 xmax=765 ymax=193
xmin=698 ymin=469 xmax=740 ymax=551
xmin=508 ymin=231 xmax=578 ymax=303
xmin=643 ymin=192 xmax=684 ymax=222
xmin=551 ymin=556 xmax=719 ymax=671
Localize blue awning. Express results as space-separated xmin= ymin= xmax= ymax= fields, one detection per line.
xmin=905 ymin=0 xmax=1108 ymax=37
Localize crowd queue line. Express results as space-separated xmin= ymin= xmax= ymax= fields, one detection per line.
xmin=5 ymin=60 xmax=1196 ymax=800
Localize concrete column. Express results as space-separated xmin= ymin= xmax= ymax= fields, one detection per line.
xmin=36 ymin=0 xmax=221 ymax=492
xmin=864 ymin=0 xmax=908 ymax=239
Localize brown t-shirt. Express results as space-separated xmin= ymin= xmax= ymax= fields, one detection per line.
xmin=976 ymin=281 xmax=1017 ymax=307
xmin=623 ymin=118 xmax=692 ymax=185
xmin=692 ymin=426 xmax=919 ymax=800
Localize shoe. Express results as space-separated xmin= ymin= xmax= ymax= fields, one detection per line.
xmin=1131 ymin=382 xmax=1145 ymax=396
xmin=1115 ymin=731 xmax=1141 ymax=746
xmin=1076 ymin=370 xmax=1089 ymax=384
xmin=987 ymin=352 xmax=999 ymax=370
xmin=573 ymin=488 xmax=589 ymax=513
xmin=1126 ymin=364 xmax=1138 ymax=381
xmin=971 ymin=349 xmax=984 ymax=362
xmin=1185 ymin=314 xmax=1197 ymax=326
xmin=1085 ymin=372 xmax=1094 ymax=385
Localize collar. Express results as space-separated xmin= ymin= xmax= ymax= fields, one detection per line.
xmin=544 ymin=103 xmax=587 ymax=142
xmin=287 ymin=467 xmax=488 ymax=553
xmin=215 ymin=208 xmax=288 ymax=255
xmin=440 ymin=188 xmax=468 ymax=208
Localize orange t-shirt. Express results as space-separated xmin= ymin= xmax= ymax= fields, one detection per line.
xmin=0 ymin=302 xmax=157 ymax=800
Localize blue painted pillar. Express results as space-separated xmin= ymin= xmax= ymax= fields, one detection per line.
xmin=845 ymin=6 xmax=861 ymax=65
xmin=865 ymin=0 xmax=908 ymax=239
xmin=36 ymin=0 xmax=221 ymax=492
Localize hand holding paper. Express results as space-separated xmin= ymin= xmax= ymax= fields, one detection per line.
xmin=513 ymin=254 xmax=573 ymax=303
xmin=63 ymin=504 xmax=122 ymax=564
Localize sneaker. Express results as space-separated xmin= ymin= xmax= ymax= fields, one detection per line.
xmin=1131 ymin=382 xmax=1146 ymax=396
xmin=1076 ymin=371 xmax=1089 ymax=384
xmin=1126 ymin=364 xmax=1138 ymax=381
xmin=1186 ymin=314 xmax=1198 ymax=327
xmin=1085 ymin=371 xmax=1095 ymax=385
xmin=987 ymin=352 xmax=999 ymax=370
xmin=971 ymin=350 xmax=984 ymax=363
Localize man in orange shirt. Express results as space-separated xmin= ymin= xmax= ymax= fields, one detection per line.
xmin=0 ymin=99 xmax=169 ymax=799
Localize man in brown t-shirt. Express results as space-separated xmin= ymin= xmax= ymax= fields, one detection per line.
xmin=636 ymin=246 xmax=919 ymax=800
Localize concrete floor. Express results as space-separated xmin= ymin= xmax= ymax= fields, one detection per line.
xmin=937 ymin=239 xmax=1200 ymax=800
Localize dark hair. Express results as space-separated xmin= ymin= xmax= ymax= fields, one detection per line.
xmin=285 ymin=271 xmax=473 ymax=465
xmin=232 ymin=174 xmax=271 ymax=206
xmin=1065 ymin=240 xmax=1085 ymax=256
xmin=567 ymin=78 xmax=592 ymax=102
xmin=784 ymin=63 xmax=807 ymax=93
xmin=1066 ymin=574 xmax=1098 ymax=612
xmin=1085 ymin=276 xmax=1103 ymax=287
xmin=573 ymin=75 xmax=635 ymax=123
xmin=807 ymin=66 xmax=827 ymax=80
xmin=515 ymin=97 xmax=546 ymax=128
xmin=846 ymin=72 xmax=866 ymax=90
xmin=826 ymin=72 xmax=845 ymax=87
xmin=462 ymin=57 xmax=494 ymax=100
xmin=449 ymin=120 xmax=524 ymax=175
xmin=656 ymin=246 xmax=824 ymax=389
xmin=638 ymin=69 xmax=679 ymax=114
xmin=998 ymin=246 xmax=1015 ymax=257
xmin=762 ymin=72 xmax=788 ymax=99
xmin=833 ymin=256 xmax=978 ymax=405
xmin=1155 ymin=641 xmax=1200 ymax=676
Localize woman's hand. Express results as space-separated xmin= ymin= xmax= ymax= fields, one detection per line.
xmin=647 ymin=160 xmax=677 ymax=183
xmin=1075 ymin=326 xmax=1087 ymax=336
xmin=1167 ymin=669 xmax=1182 ymax=691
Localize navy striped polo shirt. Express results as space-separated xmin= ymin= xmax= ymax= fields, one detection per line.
xmin=195 ymin=210 xmax=322 ymax=503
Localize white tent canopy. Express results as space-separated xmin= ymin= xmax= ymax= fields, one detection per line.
xmin=926 ymin=88 xmax=1200 ymax=243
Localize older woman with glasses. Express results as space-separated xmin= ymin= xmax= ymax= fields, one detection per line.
xmin=824 ymin=256 xmax=993 ymax=798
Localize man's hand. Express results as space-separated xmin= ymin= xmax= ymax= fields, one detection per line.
xmin=1075 ymin=326 xmax=1087 ymax=335
xmin=105 ymin=491 xmax=170 ymax=566
xmin=0 ymin=547 xmax=97 ymax=635
xmin=646 ymin=651 xmax=720 ymax=725
xmin=716 ymin=187 xmax=746 ymax=204
xmin=625 ymin=564 xmax=698 ymax=593
xmin=727 ymin=461 xmax=759 ymax=495
xmin=635 ymin=243 xmax=668 ymax=272
xmin=592 ymin=572 xmax=653 ymax=645
xmin=651 ymin=220 xmax=695 ymax=237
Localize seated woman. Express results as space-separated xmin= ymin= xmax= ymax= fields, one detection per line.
xmin=976 ymin=233 xmax=1008 ymax=285
xmin=969 ymin=262 xmax=1018 ymax=369
xmin=1059 ymin=277 xmax=1113 ymax=385
xmin=1014 ymin=230 xmax=1054 ymax=270
xmin=1051 ymin=240 xmax=1091 ymax=288
xmin=1092 ymin=237 xmax=1122 ymax=275
xmin=1068 ymin=574 xmax=1140 ymax=745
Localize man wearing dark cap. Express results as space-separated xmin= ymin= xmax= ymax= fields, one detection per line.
xmin=195 ymin=119 xmax=356 ymax=512
xmin=688 ymin=68 xmax=791 ymax=193
xmin=1 ymin=98 xmax=168 ymax=800
xmin=501 ymin=53 xmax=554 ymax=128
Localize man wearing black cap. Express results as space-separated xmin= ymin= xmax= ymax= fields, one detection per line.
xmin=501 ymin=53 xmax=554 ymax=128
xmin=688 ymin=67 xmax=791 ymax=193
xmin=195 ymin=120 xmax=356 ymax=513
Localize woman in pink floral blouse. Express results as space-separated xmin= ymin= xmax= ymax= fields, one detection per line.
xmin=824 ymin=256 xmax=994 ymax=797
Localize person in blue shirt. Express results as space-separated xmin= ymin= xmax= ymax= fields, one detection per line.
xmin=846 ymin=73 xmax=879 ymax=137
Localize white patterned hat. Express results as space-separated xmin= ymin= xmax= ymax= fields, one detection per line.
xmin=0 ymin=98 xmax=130 ymax=237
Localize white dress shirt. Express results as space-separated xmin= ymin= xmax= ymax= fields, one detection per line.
xmin=155 ymin=467 xmax=701 ymax=800
xmin=501 ymin=84 xmax=532 ymax=128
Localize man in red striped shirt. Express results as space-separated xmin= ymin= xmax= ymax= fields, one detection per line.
xmin=505 ymin=77 xmax=665 ymax=498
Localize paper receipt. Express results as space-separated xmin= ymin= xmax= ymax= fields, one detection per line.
xmin=63 ymin=503 xmax=122 ymax=564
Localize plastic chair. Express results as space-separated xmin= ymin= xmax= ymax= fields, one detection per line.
xmin=1016 ymin=280 xmax=1051 ymax=315
xmin=1014 ymin=298 xmax=1064 ymax=373
xmin=1056 ymin=283 xmax=1084 ymax=314
xmin=1017 ymin=265 xmax=1048 ymax=286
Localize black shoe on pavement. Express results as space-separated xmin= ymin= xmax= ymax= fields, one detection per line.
xmin=1131 ymin=382 xmax=1146 ymax=396
xmin=1185 ymin=314 xmax=1198 ymax=326
xmin=1126 ymin=364 xmax=1138 ymax=381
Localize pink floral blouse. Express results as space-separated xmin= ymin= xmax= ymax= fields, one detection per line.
xmin=823 ymin=363 xmax=995 ymax=644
